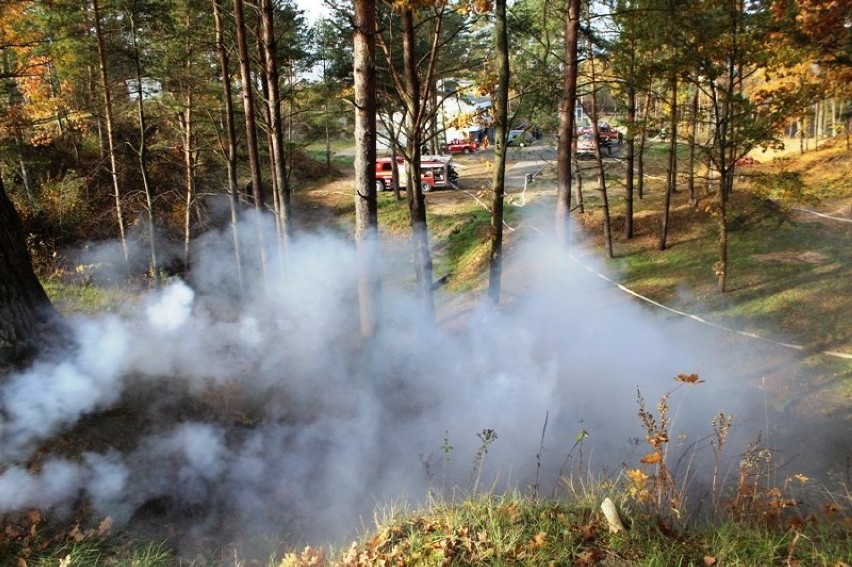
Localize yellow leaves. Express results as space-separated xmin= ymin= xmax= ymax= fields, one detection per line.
xmin=703 ymin=555 xmax=717 ymax=566
xmin=648 ymin=433 xmax=669 ymax=448
xmin=626 ymin=468 xmax=649 ymax=483
xmin=640 ymin=452 xmax=662 ymax=464
xmin=470 ymin=0 xmax=493 ymax=13
xmin=496 ymin=502 xmax=521 ymax=524
xmin=821 ymin=502 xmax=842 ymax=518
xmin=675 ymin=373 xmax=705 ymax=384
xmin=390 ymin=0 xmax=443 ymax=11
xmin=97 ymin=517 xmax=113 ymax=538
xmin=792 ymin=473 xmax=810 ymax=485
xmin=531 ymin=530 xmax=547 ymax=549
xmin=277 ymin=545 xmax=326 ymax=567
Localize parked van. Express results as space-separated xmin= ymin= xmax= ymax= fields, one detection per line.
xmin=375 ymin=156 xmax=459 ymax=192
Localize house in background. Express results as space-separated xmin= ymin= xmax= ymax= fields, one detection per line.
xmin=437 ymin=78 xmax=493 ymax=145
xmin=377 ymin=78 xmax=494 ymax=154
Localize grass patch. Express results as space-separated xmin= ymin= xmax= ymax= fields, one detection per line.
xmin=42 ymin=280 xmax=140 ymax=315
xmin=277 ymin=494 xmax=851 ymax=566
xmin=438 ymin=208 xmax=492 ymax=292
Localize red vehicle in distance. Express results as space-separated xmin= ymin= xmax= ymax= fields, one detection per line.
xmin=578 ymin=122 xmax=623 ymax=149
xmin=442 ymin=138 xmax=478 ymax=154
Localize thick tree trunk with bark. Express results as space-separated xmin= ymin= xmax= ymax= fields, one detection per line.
xmin=488 ymin=0 xmax=509 ymax=305
xmin=353 ymin=0 xmax=379 ymax=336
xmin=555 ymin=0 xmax=581 ymax=246
xmin=0 ymin=179 xmax=65 ymax=368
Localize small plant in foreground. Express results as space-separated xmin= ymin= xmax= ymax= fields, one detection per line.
xmin=467 ymin=428 xmax=498 ymax=494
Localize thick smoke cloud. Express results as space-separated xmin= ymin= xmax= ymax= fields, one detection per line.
xmin=0 ymin=212 xmax=833 ymax=552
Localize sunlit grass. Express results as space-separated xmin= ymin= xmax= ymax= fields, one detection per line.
xmin=42 ymin=280 xmax=140 ymax=315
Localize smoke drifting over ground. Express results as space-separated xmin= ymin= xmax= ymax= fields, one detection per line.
xmin=0 ymin=212 xmax=840 ymax=554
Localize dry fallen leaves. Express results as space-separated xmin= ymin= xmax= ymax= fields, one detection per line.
xmin=675 ymin=373 xmax=705 ymax=384
xmin=640 ymin=451 xmax=662 ymax=464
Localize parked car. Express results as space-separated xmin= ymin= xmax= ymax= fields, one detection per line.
xmin=735 ymin=155 xmax=759 ymax=166
xmin=442 ymin=138 xmax=478 ymax=154
xmin=507 ymin=129 xmax=531 ymax=147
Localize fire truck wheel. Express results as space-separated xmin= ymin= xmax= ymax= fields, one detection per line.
xmin=375 ymin=180 xmax=386 ymax=192
xmin=421 ymin=181 xmax=432 ymax=193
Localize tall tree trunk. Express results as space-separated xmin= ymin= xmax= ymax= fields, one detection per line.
xmin=0 ymin=177 xmax=66 ymax=368
xmin=261 ymin=0 xmax=290 ymax=241
xmin=555 ymin=0 xmax=581 ymax=246
xmin=128 ymin=13 xmax=159 ymax=284
xmin=587 ymin=35 xmax=613 ymax=259
xmin=256 ymin=39 xmax=280 ymax=228
xmin=353 ymin=0 xmax=379 ymax=337
xmin=574 ymin=161 xmax=584 ymax=213
xmin=213 ymin=0 xmax=244 ymax=298
xmin=233 ymin=0 xmax=267 ymax=286
xmin=180 ymin=6 xmax=196 ymax=270
xmin=13 ymin=133 xmax=36 ymax=204
xmin=181 ymin=93 xmax=195 ymax=270
xmin=401 ymin=8 xmax=435 ymax=319
xmin=687 ymin=81 xmax=699 ymax=207
xmin=637 ymin=92 xmax=651 ymax=200
xmin=624 ymin=84 xmax=635 ymax=239
xmin=658 ymin=78 xmax=677 ymax=251
xmin=92 ymin=0 xmax=128 ymax=268
xmin=233 ymin=0 xmax=264 ymax=209
xmin=488 ymin=0 xmax=509 ymax=305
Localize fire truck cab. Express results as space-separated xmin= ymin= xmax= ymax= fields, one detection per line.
xmin=375 ymin=155 xmax=459 ymax=193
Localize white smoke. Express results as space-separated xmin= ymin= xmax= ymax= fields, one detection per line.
xmin=0 ymin=211 xmax=832 ymax=553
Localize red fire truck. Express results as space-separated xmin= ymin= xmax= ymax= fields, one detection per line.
xmin=375 ymin=156 xmax=459 ymax=192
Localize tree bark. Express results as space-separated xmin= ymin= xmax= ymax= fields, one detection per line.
xmin=488 ymin=0 xmax=510 ymax=305
xmin=555 ymin=0 xmax=581 ymax=246
xmin=0 ymin=177 xmax=66 ymax=368
xmin=658 ymin=78 xmax=677 ymax=251
xmin=637 ymin=92 xmax=651 ymax=200
xmin=401 ymin=8 xmax=435 ymax=319
xmin=587 ymin=28 xmax=613 ymax=259
xmin=353 ymin=0 xmax=380 ymax=336
xmin=92 ymin=0 xmax=129 ymax=268
xmin=127 ymin=10 xmax=159 ymax=283
xmin=687 ymin=81 xmax=699 ymax=207
xmin=212 ymin=0 xmax=244 ymax=298
xmin=233 ymin=0 xmax=264 ymax=209
xmin=261 ymin=0 xmax=291 ymax=241
xmin=625 ymin=83 xmax=635 ymax=238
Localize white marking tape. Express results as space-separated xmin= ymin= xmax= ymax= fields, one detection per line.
xmin=461 ymin=187 xmax=851 ymax=361
xmin=791 ymin=208 xmax=852 ymax=224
